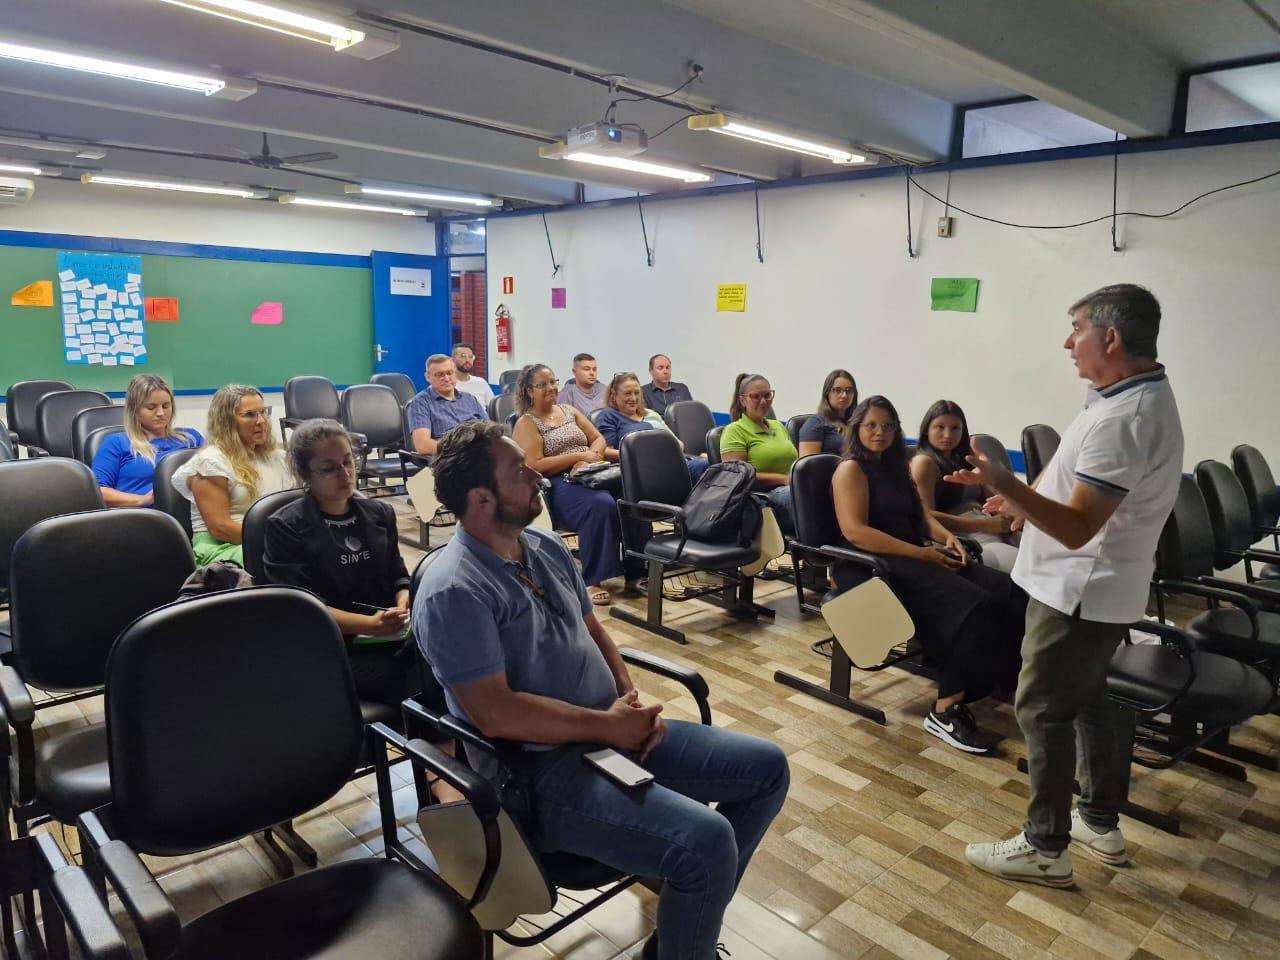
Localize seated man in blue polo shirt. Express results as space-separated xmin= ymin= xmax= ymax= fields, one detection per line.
xmin=406 ymin=353 xmax=490 ymax=456
xmin=414 ymin=421 xmax=790 ymax=960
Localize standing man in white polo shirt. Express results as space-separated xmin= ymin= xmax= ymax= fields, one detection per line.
xmin=947 ymin=284 xmax=1183 ymax=888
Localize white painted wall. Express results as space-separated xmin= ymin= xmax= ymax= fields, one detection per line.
xmin=0 ymin=175 xmax=435 ymax=257
xmin=485 ymin=139 xmax=1280 ymax=471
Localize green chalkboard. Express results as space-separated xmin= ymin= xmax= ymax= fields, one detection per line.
xmin=1 ymin=245 xmax=374 ymax=392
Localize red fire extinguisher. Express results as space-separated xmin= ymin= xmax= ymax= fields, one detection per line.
xmin=494 ymin=304 xmax=512 ymax=354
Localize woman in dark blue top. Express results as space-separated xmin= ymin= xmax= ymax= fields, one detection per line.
xmin=598 ymin=373 xmax=709 ymax=484
xmin=92 ymin=374 xmax=202 ymax=507
xmin=797 ymin=368 xmax=857 ymax=457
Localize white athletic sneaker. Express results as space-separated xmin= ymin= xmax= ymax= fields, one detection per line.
xmin=1069 ymin=808 xmax=1127 ymax=865
xmin=965 ymin=832 xmax=1074 ymax=887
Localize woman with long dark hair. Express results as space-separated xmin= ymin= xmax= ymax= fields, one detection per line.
xmin=911 ymin=400 xmax=1020 ymax=572
xmin=797 ymin=369 xmax=857 ymax=457
xmin=831 ymin=396 xmax=1024 ymax=754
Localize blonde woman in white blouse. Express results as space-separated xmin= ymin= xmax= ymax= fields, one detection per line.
xmin=172 ymin=384 xmax=290 ymax=565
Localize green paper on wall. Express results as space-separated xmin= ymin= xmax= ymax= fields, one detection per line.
xmin=930 ymin=278 xmax=979 ymax=312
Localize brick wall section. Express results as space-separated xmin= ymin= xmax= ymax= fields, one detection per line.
xmin=454 ymin=270 xmax=488 ymax=380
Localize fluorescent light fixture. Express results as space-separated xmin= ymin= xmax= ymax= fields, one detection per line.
xmin=0 ymin=35 xmax=257 ymax=99
xmin=155 ymin=1 xmax=398 ymax=58
xmin=688 ymin=113 xmax=868 ymax=164
xmin=0 ymin=135 xmax=105 ymax=160
xmin=0 ymin=161 xmax=43 ymax=176
xmin=279 ymin=195 xmax=426 ymax=216
xmin=345 ymin=183 xmax=494 ymax=208
xmin=81 ymin=172 xmax=266 ymax=198
xmin=538 ymin=142 xmax=711 ymax=183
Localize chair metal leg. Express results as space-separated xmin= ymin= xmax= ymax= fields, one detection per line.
xmin=254 ymin=828 xmax=295 ymax=878
xmin=273 ymin=820 xmax=319 ymax=868
xmin=610 ymin=560 xmax=687 ymax=644
xmin=774 ymin=641 xmax=888 ymax=725
xmin=1200 ymin=729 xmax=1279 ymax=771
xmin=1013 ymin=757 xmax=1182 ymax=835
xmin=1184 ymin=750 xmax=1248 ymax=781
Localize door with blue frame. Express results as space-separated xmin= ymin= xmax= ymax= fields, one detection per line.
xmin=371 ymin=251 xmax=450 ymax=391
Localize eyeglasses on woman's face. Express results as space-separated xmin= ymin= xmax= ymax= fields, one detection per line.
xmin=860 ymin=419 xmax=899 ymax=435
xmin=829 ymin=386 xmax=856 ymax=397
xmin=743 ymin=390 xmax=775 ymax=403
xmin=236 ymin=406 xmax=273 ymax=421
xmin=532 ymin=379 xmax=560 ymax=391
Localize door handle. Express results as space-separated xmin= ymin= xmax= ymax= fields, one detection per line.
xmin=375 ymin=343 xmax=389 ymax=362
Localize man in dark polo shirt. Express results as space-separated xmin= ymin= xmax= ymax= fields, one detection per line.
xmin=642 ymin=353 xmax=693 ymax=416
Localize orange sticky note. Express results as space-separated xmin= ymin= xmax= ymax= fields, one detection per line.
xmin=10 ymin=280 xmax=54 ymax=307
xmin=250 ymin=301 xmax=283 ymax=326
xmin=145 ymin=297 xmax=179 ymax=322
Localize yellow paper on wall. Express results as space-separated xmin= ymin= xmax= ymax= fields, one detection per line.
xmin=10 ymin=280 xmax=54 ymax=307
xmin=716 ymin=284 xmax=746 ymax=312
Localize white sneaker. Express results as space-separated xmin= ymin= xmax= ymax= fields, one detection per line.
xmin=965 ymin=832 xmax=1074 ymax=887
xmin=1069 ymin=808 xmax=1127 ymax=865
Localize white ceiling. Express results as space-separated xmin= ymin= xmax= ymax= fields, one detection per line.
xmin=0 ymin=0 xmax=1275 ymax=212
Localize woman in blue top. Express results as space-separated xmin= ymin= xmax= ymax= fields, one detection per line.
xmin=92 ymin=374 xmax=202 ymax=507
xmin=597 ymin=373 xmax=709 ymax=485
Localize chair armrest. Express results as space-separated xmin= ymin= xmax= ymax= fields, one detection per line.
xmin=401 ymin=698 xmax=510 ymax=760
xmin=1156 ymin=578 xmax=1259 ymax=637
xmin=398 ymin=448 xmax=432 ymax=467
xmin=0 ymin=665 xmax=36 ymax=802
xmin=618 ymin=499 xmax=686 ymax=525
xmin=371 ymin=724 xmax=500 ymax=820
xmin=347 ymin=431 xmax=370 ymax=450
xmin=1110 ymin=621 xmax=1198 ymax=715
xmin=1202 ymin=575 xmax=1280 ymax=605
xmin=817 ymin=544 xmax=890 ymax=578
xmin=77 ymin=810 xmax=181 ymax=960
xmin=24 ymin=444 xmax=50 ymax=458
xmin=36 ymin=833 xmax=131 ymax=960
xmin=620 ymin=647 xmax=712 ymax=725
xmin=1244 ymin=546 xmax=1280 ymax=564
xmin=956 ymin=536 xmax=984 ymax=562
xmin=0 ymin=665 xmax=34 ymax=724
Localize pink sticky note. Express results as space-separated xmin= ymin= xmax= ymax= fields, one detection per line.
xmin=251 ymin=301 xmax=283 ymax=325
xmin=551 ymin=287 xmax=566 ymax=309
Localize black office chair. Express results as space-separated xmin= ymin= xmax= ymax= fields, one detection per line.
xmin=0 ymin=430 xmax=14 ymax=462
xmin=1194 ymin=459 xmax=1280 ymax=602
xmin=5 ymin=379 xmax=72 ymax=453
xmin=664 ymin=401 xmax=715 ymax=457
xmin=33 ymin=390 xmax=112 ymax=459
xmin=0 ymin=459 xmax=103 ymax=662
xmin=281 ymin=375 xmax=341 ymax=440
xmin=588 ymin=407 xmax=606 ymax=426
xmin=371 ymin=371 xmax=417 ymax=409
xmin=786 ymin=413 xmax=813 ymax=449
xmin=82 ymin=425 xmax=126 ymax=468
xmin=970 ymin=433 xmax=1015 ymax=474
xmin=1232 ymin=443 xmax=1280 ymax=578
xmin=505 ymin=411 xmax=519 ymax=433
xmin=704 ymin=425 xmax=725 ymax=465
xmin=342 ymin=384 xmax=417 ymax=494
xmin=151 ymin=446 xmax=199 ymax=540
xmin=611 ymin=430 xmax=770 ymax=645
xmin=403 ymin=547 xmax=711 ymax=954
xmin=77 ymin=586 xmax=484 ymax=960
xmin=1020 ymin=424 xmax=1061 ymax=486
xmin=71 ymin=405 xmax=126 ymax=463
xmin=488 ymin=390 xmax=517 ymax=427
xmin=497 ymin=369 xmax=520 ymax=393
xmin=0 ymin=510 xmax=194 ymax=870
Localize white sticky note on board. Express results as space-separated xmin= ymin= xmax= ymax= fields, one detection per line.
xmin=127 ymin=273 xmax=140 ymax=283
xmin=101 ymin=356 xmax=117 ymax=367
xmin=62 ymin=304 xmax=78 ymax=316
xmin=78 ymin=311 xmax=92 ymax=323
xmin=95 ymin=334 xmax=109 ymax=344
xmin=130 ymin=292 xmax=142 ymax=306
xmin=88 ymin=354 xmax=102 ymax=365
xmin=60 ymin=280 xmax=76 ymax=292
xmin=103 ymin=289 xmax=117 ymax=304
xmin=92 ymin=283 xmax=107 ymax=296
xmin=114 ymin=309 xmax=125 ymax=322
xmin=124 ymin=308 xmax=138 ymax=320
xmin=133 ymin=345 xmax=147 ymax=357
xmin=124 ymin=282 xmax=138 ymax=292
xmin=58 ymin=269 xmax=75 ymax=281
xmin=76 ymin=278 xmax=91 ymax=291
xmin=107 ymin=322 xmax=120 ymax=336
xmin=66 ymin=350 xmax=82 ymax=362
xmin=92 ymin=321 xmax=106 ymax=331
xmin=77 ymin=324 xmax=92 ymax=334
xmin=120 ymin=355 xmax=135 ymax=366
xmin=80 ymin=299 xmax=95 ymax=309
xmin=63 ymin=323 xmax=76 ymax=336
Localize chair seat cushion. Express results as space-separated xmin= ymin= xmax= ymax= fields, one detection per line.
xmin=361 ymin=458 xmax=407 ymax=478
xmin=1260 ymin=563 xmax=1280 ymax=580
xmin=34 ymin=724 xmax=110 ymax=823
xmin=359 ymin=700 xmax=401 ymax=730
xmin=644 ymin=533 xmax=759 ymax=569
xmin=175 ymin=857 xmax=482 ymax=960
xmin=539 ymin=850 xmax=626 ymax=891
xmin=1107 ymin=643 xmax=1274 ymax=725
xmin=1186 ymin=607 xmax=1280 ymax=665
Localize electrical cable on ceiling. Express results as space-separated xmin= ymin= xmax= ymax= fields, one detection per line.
xmin=1110 ymin=132 xmax=1121 ymax=252
xmin=637 ymin=193 xmax=654 ymax=267
xmin=646 ymin=112 xmax=697 ymax=142
xmin=897 ymin=160 xmax=1280 ymax=230
xmin=602 ymin=69 xmax=706 ymax=125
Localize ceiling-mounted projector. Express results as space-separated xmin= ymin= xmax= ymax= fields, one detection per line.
xmin=566 ymin=122 xmax=647 ymax=157
xmin=0 ymin=176 xmax=35 ymax=206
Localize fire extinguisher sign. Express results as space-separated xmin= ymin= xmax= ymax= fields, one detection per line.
xmin=502 ymin=276 xmax=514 ymax=295
xmin=495 ymin=304 xmax=512 ymax=354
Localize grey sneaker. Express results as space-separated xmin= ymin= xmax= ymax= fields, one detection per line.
xmin=965 ymin=832 xmax=1074 ymax=887
xmin=1069 ymin=808 xmax=1127 ymax=865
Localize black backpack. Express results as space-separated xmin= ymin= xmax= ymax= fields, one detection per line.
xmin=682 ymin=460 xmax=762 ymax=547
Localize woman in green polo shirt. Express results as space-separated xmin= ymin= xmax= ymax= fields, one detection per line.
xmin=720 ymin=372 xmax=797 ymax=534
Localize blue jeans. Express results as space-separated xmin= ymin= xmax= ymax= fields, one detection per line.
xmin=530 ymin=720 xmax=789 ymax=959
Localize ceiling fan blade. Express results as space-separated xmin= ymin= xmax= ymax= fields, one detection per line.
xmin=280 ymin=151 xmax=340 ymax=165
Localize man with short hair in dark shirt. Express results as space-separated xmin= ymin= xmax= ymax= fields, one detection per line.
xmin=642 ymin=353 xmax=693 ymax=416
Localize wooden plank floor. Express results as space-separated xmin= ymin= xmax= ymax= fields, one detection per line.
xmin=11 ymin=499 xmax=1280 ymax=959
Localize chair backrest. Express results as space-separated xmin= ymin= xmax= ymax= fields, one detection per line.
xmin=83 ymin=425 xmax=126 ymax=467
xmin=790 ymin=454 xmax=842 ymax=551
xmin=787 ymin=414 xmax=814 ymax=449
xmin=283 ymin=375 xmax=341 ymax=422
xmin=1232 ymin=443 xmax=1279 ymax=530
xmin=35 ymin=390 xmax=112 ymax=458
xmin=619 ymin=429 xmax=691 ymax=508
xmin=970 ymin=434 xmax=1014 ymax=474
xmin=5 ymin=379 xmax=72 ymax=444
xmin=0 ymin=458 xmax=103 ymax=589
xmin=664 ymin=401 xmax=715 ymax=457
xmin=241 ymin=488 xmax=307 ymax=583
xmin=1020 ymin=424 xmax=1061 ymax=486
xmin=105 ymin=587 xmax=362 ymax=856
xmin=1194 ymin=459 xmax=1258 ymax=566
xmin=705 ymin=425 xmax=725 ymax=465
xmin=153 ymin=446 xmax=199 ymax=539
xmin=11 ymin=509 xmax=194 ymax=692
xmin=0 ymin=430 xmax=14 ymax=462
xmin=370 ymin=372 xmax=416 ymax=409
xmin=488 ymin=390 xmax=518 ymax=425
xmin=506 ymin=411 xmax=519 ymax=433
xmin=341 ymin=383 xmax=402 ymax=449
xmin=71 ymin=405 xmax=127 ymax=463
xmin=588 ymin=407 xmax=607 ymax=426
xmin=497 ymin=369 xmax=520 ymax=392
xmin=1155 ymin=474 xmax=1216 ymax=580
